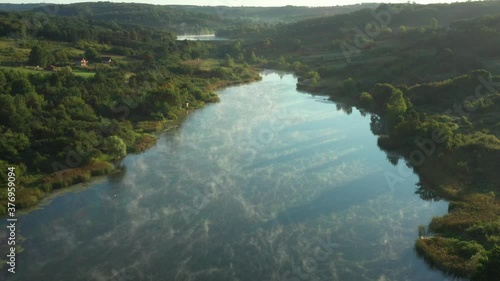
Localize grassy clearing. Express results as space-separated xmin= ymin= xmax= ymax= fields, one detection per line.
xmin=72 ymin=69 xmax=96 ymax=78
xmin=0 ymin=65 xmax=45 ymax=74
xmin=0 ymin=66 xmax=95 ymax=77
xmin=0 ymin=39 xmax=86 ymax=61
xmin=0 ymin=42 xmax=30 ymax=63
xmin=183 ymin=58 xmax=219 ymax=71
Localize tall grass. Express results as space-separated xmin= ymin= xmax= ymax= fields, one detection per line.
xmin=42 ymin=162 xmax=115 ymax=190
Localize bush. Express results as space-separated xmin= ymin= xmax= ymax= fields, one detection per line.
xmin=108 ymin=46 xmax=132 ymax=56
xmin=473 ymin=246 xmax=500 ymax=281
xmin=416 ymin=237 xmax=487 ymax=277
xmin=103 ymin=136 xmax=127 ymax=160
xmin=342 ymin=78 xmax=357 ymax=97
xmin=359 ymin=92 xmax=374 ymax=108
xmin=134 ymin=134 xmax=158 ymax=152
xmin=306 ymin=71 xmax=320 ymax=84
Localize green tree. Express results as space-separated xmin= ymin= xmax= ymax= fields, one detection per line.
xmin=386 ymin=88 xmax=407 ymax=117
xmin=28 ymin=45 xmax=48 ymax=66
xmin=0 ymin=129 xmax=30 ymax=161
xmin=277 ymin=56 xmax=287 ymax=68
xmin=472 ymin=246 xmax=500 ymax=281
xmin=249 ymin=50 xmax=257 ymax=63
xmin=0 ymin=94 xmax=16 ymax=125
xmin=0 ymin=71 xmax=6 ymax=93
xmin=430 ymin=18 xmax=439 ymax=30
xmin=84 ymin=47 xmax=100 ymax=62
xmin=293 ymin=39 xmax=302 ymax=50
xmin=292 ymin=61 xmax=305 ymax=73
xmin=11 ymin=78 xmax=35 ymax=96
xmin=103 ymin=136 xmax=127 ymax=160
xmin=53 ymin=49 xmax=70 ymax=64
xmin=232 ymin=40 xmax=242 ymax=55
xmin=263 ymin=38 xmax=272 ymax=48
xmin=343 ymin=77 xmax=357 ymax=96
xmin=59 ymin=66 xmax=73 ymax=76
xmin=24 ymin=92 xmax=45 ymax=112
xmin=307 ymin=71 xmax=320 ymax=84
xmin=359 ymin=92 xmax=374 ymax=108
xmin=224 ymin=54 xmax=234 ymax=67
xmin=371 ymin=83 xmax=400 ymax=112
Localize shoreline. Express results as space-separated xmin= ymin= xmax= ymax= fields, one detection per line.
xmin=295 ymin=73 xmax=500 ymax=279
xmin=0 ymin=73 xmax=262 ymax=217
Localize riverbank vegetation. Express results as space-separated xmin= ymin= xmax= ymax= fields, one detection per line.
xmin=212 ymin=1 xmax=500 ymax=279
xmin=0 ymin=9 xmax=260 ymax=214
xmin=0 ymin=1 xmax=499 ymax=279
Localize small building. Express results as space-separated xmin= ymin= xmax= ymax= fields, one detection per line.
xmin=76 ymin=57 xmax=88 ymax=67
xmin=45 ymin=65 xmax=57 ymax=72
xmin=101 ymin=56 xmax=112 ymax=64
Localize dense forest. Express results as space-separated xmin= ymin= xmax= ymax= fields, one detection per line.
xmin=0 ymin=4 xmax=49 ymax=12
xmin=0 ymin=1 xmax=499 ymax=280
xmin=0 ymin=2 xmax=380 ymax=35
xmin=0 ymin=6 xmax=260 ymax=215
xmin=0 ymin=2 xmax=236 ymax=35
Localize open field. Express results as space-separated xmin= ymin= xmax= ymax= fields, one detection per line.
xmin=0 ymin=66 xmax=95 ymax=77
xmin=183 ymin=58 xmax=220 ymax=71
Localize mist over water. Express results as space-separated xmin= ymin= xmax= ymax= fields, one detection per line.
xmin=176 ymin=34 xmax=228 ymax=41
xmin=2 ymin=72 xmax=454 ymax=281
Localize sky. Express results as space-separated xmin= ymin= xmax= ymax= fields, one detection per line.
xmin=1 ymin=0 xmax=468 ymax=7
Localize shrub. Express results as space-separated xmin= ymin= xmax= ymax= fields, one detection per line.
xmin=416 ymin=237 xmax=486 ymax=277
xmin=359 ymin=92 xmax=374 ymax=108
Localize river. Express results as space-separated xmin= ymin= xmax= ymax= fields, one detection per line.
xmin=2 ymin=71 xmax=455 ymax=281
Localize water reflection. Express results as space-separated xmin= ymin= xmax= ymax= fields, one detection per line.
xmin=386 ymin=153 xmax=400 ymax=166
xmin=1 ymin=72 xmax=454 ymax=281
xmin=176 ymin=34 xmax=228 ymax=41
xmin=415 ymin=181 xmax=442 ymax=201
xmin=370 ymin=114 xmax=385 ymax=136
xmin=335 ymin=103 xmax=353 ymax=115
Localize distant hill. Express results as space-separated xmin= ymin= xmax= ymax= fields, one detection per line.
xmin=0 ymin=2 xmax=382 ymax=35
xmin=167 ymin=4 xmax=381 ymax=23
xmin=292 ymin=1 xmax=500 ymax=31
xmin=0 ymin=3 xmax=52 ymax=12
xmin=226 ymin=1 xmax=500 ymax=45
xmin=30 ymin=2 xmax=235 ymax=35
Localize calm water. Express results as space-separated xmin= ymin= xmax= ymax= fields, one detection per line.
xmin=2 ymin=72 xmax=454 ymax=281
xmin=177 ymin=34 xmax=228 ymax=41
